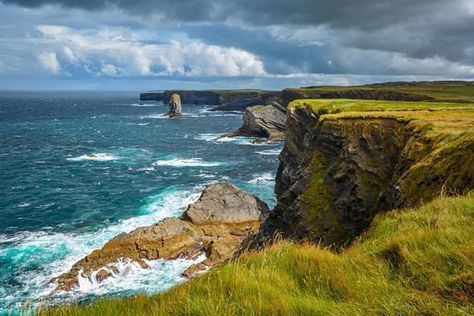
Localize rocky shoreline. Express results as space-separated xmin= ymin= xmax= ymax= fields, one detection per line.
xmin=51 ymin=183 xmax=269 ymax=292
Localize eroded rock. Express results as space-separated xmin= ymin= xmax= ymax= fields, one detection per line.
xmin=166 ymin=93 xmax=182 ymax=117
xmin=51 ymin=183 xmax=269 ymax=292
xmin=226 ymin=102 xmax=287 ymax=140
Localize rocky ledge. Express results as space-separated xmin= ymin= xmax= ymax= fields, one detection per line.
xmin=225 ymin=102 xmax=287 ymax=140
xmin=51 ymin=183 xmax=269 ymax=292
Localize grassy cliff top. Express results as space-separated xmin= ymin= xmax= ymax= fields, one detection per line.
xmin=290 ymin=99 xmax=474 ymax=136
xmin=41 ymin=193 xmax=474 ymax=315
xmin=291 ymin=81 xmax=474 ymax=102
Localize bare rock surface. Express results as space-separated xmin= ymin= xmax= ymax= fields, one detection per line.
xmin=166 ymin=93 xmax=182 ymax=117
xmin=182 ymin=182 xmax=269 ymax=224
xmin=51 ymin=183 xmax=269 ymax=291
xmin=225 ymin=102 xmax=287 ymax=140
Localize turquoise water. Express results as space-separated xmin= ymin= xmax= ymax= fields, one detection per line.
xmin=0 ymin=92 xmax=281 ymax=312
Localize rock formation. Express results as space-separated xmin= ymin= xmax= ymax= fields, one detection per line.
xmin=256 ymin=101 xmax=474 ymax=248
xmin=166 ymin=93 xmax=182 ymax=117
xmin=51 ymin=183 xmax=269 ymax=292
xmin=225 ymin=102 xmax=287 ymax=140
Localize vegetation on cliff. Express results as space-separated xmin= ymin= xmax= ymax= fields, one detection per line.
xmin=41 ymin=193 xmax=474 ymax=315
xmin=290 ymin=81 xmax=474 ymax=103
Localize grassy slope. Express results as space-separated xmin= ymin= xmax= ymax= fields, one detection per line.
xmin=295 ymin=81 xmax=474 ymax=102
xmin=42 ymin=193 xmax=474 ymax=316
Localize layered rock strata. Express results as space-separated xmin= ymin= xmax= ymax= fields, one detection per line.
xmin=258 ymin=102 xmax=474 ymax=247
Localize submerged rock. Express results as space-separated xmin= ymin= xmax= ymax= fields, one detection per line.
xmin=166 ymin=93 xmax=182 ymax=117
xmin=225 ymin=102 xmax=287 ymax=140
xmin=51 ymin=182 xmax=269 ymax=292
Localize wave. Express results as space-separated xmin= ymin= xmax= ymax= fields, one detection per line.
xmin=248 ymin=172 xmax=275 ymax=185
xmin=195 ymin=134 xmax=270 ymax=146
xmin=152 ymin=158 xmax=222 ymax=168
xmin=256 ymin=149 xmax=281 ymax=156
xmin=74 ymin=254 xmax=206 ymax=294
xmin=130 ymin=103 xmax=163 ymax=107
xmin=0 ymin=187 xmax=202 ymax=310
xmin=67 ymin=153 xmax=120 ymax=162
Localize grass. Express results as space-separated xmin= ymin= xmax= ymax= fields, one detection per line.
xmin=41 ymin=193 xmax=474 ymax=315
xmin=290 ymin=99 xmax=474 ymax=137
xmin=294 ymin=81 xmax=474 ymax=102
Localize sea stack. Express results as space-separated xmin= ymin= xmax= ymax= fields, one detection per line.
xmin=167 ymin=93 xmax=182 ymax=117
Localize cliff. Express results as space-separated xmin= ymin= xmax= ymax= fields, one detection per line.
xmin=262 ymin=99 xmax=474 ymax=246
xmin=139 ymin=90 xmax=281 ymax=110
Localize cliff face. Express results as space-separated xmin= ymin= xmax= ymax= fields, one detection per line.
xmin=264 ymin=101 xmax=474 ymax=247
xmin=139 ymin=90 xmax=281 ymax=110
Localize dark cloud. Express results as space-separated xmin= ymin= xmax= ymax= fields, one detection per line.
xmin=3 ymin=0 xmax=472 ymax=68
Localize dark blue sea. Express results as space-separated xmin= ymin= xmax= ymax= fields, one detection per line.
xmin=0 ymin=91 xmax=281 ymax=312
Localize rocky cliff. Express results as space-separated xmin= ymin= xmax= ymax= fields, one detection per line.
xmin=52 ymin=183 xmax=269 ymax=292
xmin=260 ymin=99 xmax=474 ymax=247
xmin=139 ymin=90 xmax=281 ymax=111
xmin=225 ymin=102 xmax=287 ymax=140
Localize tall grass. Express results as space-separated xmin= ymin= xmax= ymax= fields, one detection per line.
xmin=41 ymin=193 xmax=474 ymax=315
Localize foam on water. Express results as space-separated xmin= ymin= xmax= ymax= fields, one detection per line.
xmin=256 ymin=149 xmax=281 ymax=156
xmin=195 ymin=133 xmax=271 ymax=146
xmin=248 ymin=172 xmax=275 ymax=185
xmin=67 ymin=153 xmax=120 ymax=162
xmin=153 ymin=158 xmax=222 ymax=168
xmin=0 ymin=187 xmax=202 ymax=311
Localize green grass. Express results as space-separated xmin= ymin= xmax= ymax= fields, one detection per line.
xmin=41 ymin=193 xmax=474 ymax=315
xmin=294 ymin=81 xmax=474 ymax=102
xmin=290 ymin=99 xmax=474 ymax=137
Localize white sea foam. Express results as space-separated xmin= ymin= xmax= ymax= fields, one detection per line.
xmin=194 ymin=133 xmax=270 ymax=146
xmin=67 ymin=153 xmax=119 ymax=162
xmin=256 ymin=149 xmax=281 ymax=156
xmin=73 ymin=253 xmax=206 ymax=294
xmin=152 ymin=158 xmax=222 ymax=168
xmin=0 ymin=187 xmax=203 ymax=310
xmin=248 ymin=172 xmax=275 ymax=185
xmin=130 ymin=103 xmax=162 ymax=107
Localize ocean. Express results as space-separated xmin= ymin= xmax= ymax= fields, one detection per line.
xmin=0 ymin=91 xmax=281 ymax=312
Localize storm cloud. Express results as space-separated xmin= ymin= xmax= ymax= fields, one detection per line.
xmin=0 ymin=0 xmax=472 ymax=89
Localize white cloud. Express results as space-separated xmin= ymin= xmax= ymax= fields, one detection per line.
xmin=37 ymin=52 xmax=61 ymax=74
xmin=100 ymin=63 xmax=118 ymax=76
xmin=62 ymin=46 xmax=78 ymax=64
xmin=34 ymin=25 xmax=266 ymax=77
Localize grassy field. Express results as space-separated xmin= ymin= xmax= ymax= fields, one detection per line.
xmin=290 ymin=99 xmax=474 ymax=136
xmin=296 ymin=81 xmax=474 ymax=102
xmin=41 ymin=193 xmax=474 ymax=315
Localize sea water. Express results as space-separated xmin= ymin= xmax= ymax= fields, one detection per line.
xmin=0 ymin=91 xmax=282 ymax=312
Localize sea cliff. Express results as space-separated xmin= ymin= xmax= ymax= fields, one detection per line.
xmin=261 ymin=99 xmax=474 ymax=246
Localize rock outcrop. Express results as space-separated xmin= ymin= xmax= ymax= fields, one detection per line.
xmin=257 ymin=102 xmax=474 ymax=248
xmin=166 ymin=93 xmax=182 ymax=117
xmin=51 ymin=183 xmax=269 ymax=292
xmin=226 ymin=102 xmax=287 ymax=140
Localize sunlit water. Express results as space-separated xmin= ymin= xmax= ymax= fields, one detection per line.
xmin=0 ymin=91 xmax=282 ymax=313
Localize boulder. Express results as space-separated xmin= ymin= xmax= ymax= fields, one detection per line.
xmin=182 ymin=182 xmax=269 ymax=225
xmin=51 ymin=183 xmax=269 ymax=292
xmin=166 ymin=93 xmax=182 ymax=117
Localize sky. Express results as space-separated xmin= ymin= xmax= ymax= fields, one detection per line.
xmin=0 ymin=0 xmax=473 ymax=90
